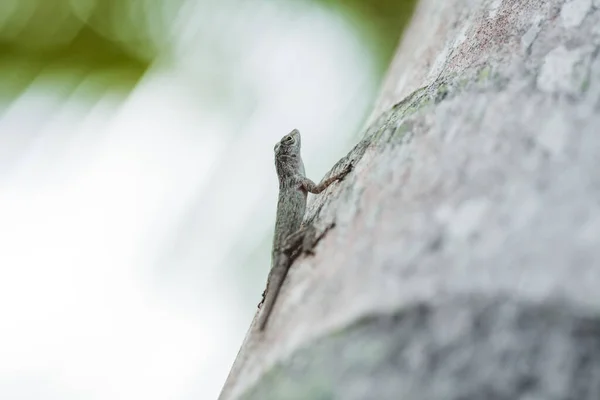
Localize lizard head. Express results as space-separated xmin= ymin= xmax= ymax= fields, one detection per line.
xmin=274 ymin=129 xmax=301 ymax=158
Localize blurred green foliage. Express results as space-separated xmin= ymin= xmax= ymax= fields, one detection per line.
xmin=321 ymin=0 xmax=417 ymax=71
xmin=0 ymin=0 xmax=417 ymax=96
xmin=0 ymin=27 xmax=147 ymax=70
xmin=0 ymin=0 xmax=157 ymax=95
xmin=0 ymin=26 xmax=146 ymax=98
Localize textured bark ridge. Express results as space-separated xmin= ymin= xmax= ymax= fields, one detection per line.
xmin=220 ymin=0 xmax=600 ymax=398
xmin=242 ymin=297 xmax=600 ymax=400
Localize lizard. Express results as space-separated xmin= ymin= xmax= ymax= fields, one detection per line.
xmin=257 ymin=128 xmax=352 ymax=331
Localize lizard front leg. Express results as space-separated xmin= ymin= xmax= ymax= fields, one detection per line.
xmin=300 ymin=162 xmax=353 ymax=194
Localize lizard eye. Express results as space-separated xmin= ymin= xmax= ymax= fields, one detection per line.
xmin=284 ymin=136 xmax=294 ymax=143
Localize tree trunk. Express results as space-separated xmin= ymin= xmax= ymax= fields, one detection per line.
xmin=220 ymin=0 xmax=600 ymax=398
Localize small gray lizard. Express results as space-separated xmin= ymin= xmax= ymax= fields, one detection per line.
xmin=258 ymin=128 xmax=352 ymax=331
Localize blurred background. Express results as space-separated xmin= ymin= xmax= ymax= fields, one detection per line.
xmin=0 ymin=0 xmax=415 ymax=398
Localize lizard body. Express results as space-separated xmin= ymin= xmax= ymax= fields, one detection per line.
xmin=258 ymin=129 xmax=351 ymax=331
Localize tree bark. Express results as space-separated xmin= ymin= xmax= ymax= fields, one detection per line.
xmin=220 ymin=0 xmax=600 ymax=398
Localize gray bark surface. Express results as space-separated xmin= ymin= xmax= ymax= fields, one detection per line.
xmin=220 ymin=0 xmax=600 ymax=398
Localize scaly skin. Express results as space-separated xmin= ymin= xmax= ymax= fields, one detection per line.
xmin=258 ymin=129 xmax=351 ymax=331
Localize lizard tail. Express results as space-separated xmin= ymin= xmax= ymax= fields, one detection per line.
xmin=258 ymin=254 xmax=290 ymax=331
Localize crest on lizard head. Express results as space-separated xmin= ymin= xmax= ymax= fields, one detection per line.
xmin=274 ymin=129 xmax=301 ymax=158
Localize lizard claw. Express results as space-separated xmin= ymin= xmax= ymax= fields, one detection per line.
xmin=338 ymin=161 xmax=354 ymax=181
